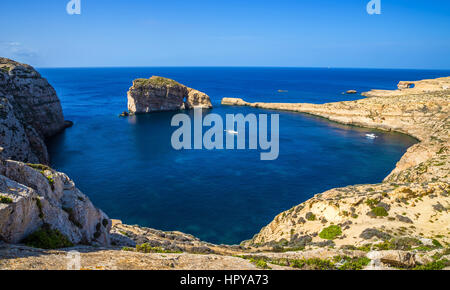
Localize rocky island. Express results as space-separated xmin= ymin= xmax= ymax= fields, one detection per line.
xmin=0 ymin=57 xmax=449 ymax=270
xmin=127 ymin=76 xmax=212 ymax=113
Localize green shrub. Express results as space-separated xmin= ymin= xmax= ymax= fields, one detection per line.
xmin=319 ymin=225 xmax=342 ymax=240
xmin=432 ymin=239 xmax=443 ymax=248
xmin=371 ymin=207 xmax=388 ymax=217
xmin=291 ymin=258 xmax=335 ymax=270
xmin=290 ymin=259 xmax=306 ymax=268
xmin=338 ymin=257 xmax=371 ymax=270
xmin=305 ymin=212 xmax=316 ymax=221
xmin=135 ymin=243 xmax=182 ymax=254
xmin=249 ymin=258 xmax=271 ymax=269
xmin=22 ymin=224 xmax=73 ymax=249
xmin=413 ymin=260 xmax=447 ymax=270
xmin=0 ymin=195 xmax=13 ymax=204
xmin=356 ymin=244 xmax=372 ymax=252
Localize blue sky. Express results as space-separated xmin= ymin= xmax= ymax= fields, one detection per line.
xmin=0 ymin=0 xmax=449 ymax=68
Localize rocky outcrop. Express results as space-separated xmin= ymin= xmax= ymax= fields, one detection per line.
xmin=0 ymin=57 xmax=65 ymax=164
xmin=222 ymin=77 xmax=449 ymax=249
xmin=0 ymin=160 xmax=110 ymax=245
xmin=127 ymin=76 xmax=212 ymax=113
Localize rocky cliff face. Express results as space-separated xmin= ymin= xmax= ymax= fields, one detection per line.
xmin=0 ymin=58 xmax=65 ymax=164
xmin=127 ymin=76 xmax=212 ymax=113
xmin=0 ymin=58 xmax=110 ymax=247
xmin=0 ymin=160 xmax=110 ymax=245
xmin=222 ymin=78 xmax=450 ymax=250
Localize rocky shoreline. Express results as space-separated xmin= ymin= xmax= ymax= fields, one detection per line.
xmin=222 ymin=78 xmax=449 ymax=252
xmin=0 ymin=57 xmax=449 ymax=270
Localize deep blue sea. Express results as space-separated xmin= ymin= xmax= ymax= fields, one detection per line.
xmin=38 ymin=67 xmax=449 ymax=244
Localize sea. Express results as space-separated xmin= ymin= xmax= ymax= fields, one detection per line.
xmin=38 ymin=67 xmax=449 ymax=244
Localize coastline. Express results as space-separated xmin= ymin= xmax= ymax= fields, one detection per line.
xmin=221 ymin=77 xmax=449 ymax=249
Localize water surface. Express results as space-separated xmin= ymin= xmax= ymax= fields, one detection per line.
xmin=39 ymin=67 xmax=443 ymax=244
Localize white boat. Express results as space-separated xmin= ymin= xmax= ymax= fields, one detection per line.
xmin=365 ymin=133 xmax=378 ymax=139
xmin=224 ymin=130 xmax=238 ymax=135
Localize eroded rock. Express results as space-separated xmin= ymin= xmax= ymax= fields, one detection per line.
xmin=0 ymin=160 xmax=110 ymax=245
xmin=127 ymin=76 xmax=212 ymax=113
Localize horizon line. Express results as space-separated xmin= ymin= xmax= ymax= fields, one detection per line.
xmin=35 ymin=65 xmax=450 ymax=71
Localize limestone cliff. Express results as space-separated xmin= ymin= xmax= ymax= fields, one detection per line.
xmin=0 ymin=58 xmax=110 ymax=247
xmin=222 ymin=77 xmax=450 ymax=249
xmin=0 ymin=57 xmax=65 ymax=164
xmin=127 ymin=76 xmax=212 ymax=113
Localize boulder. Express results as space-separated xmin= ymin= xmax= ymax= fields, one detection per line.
xmin=0 ymin=160 xmax=110 ymax=245
xmin=367 ymin=250 xmax=416 ymax=268
xmin=359 ymin=228 xmax=392 ymax=241
xmin=127 ymin=76 xmax=212 ymax=113
xmin=396 ymin=214 xmax=413 ymax=224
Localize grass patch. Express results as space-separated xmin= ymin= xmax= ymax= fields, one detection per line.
xmin=0 ymin=195 xmax=13 ymax=204
xmin=319 ymin=225 xmax=342 ymax=240
xmin=26 ymin=163 xmax=55 ymax=190
xmin=26 ymin=163 xmax=52 ymax=171
xmin=22 ymin=224 xmax=73 ymax=249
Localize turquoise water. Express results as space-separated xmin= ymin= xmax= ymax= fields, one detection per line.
xmin=40 ymin=67 xmax=448 ymax=244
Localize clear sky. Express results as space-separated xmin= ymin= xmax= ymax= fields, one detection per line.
xmin=0 ymin=0 xmax=449 ymax=68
